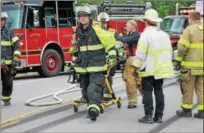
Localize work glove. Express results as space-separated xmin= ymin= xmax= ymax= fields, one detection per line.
xmin=115 ymin=41 xmax=124 ymax=49
xmin=132 ymin=67 xmax=139 ymax=77
xmin=107 ymin=57 xmax=117 ymax=68
xmin=12 ymin=57 xmax=19 ymax=68
xmin=175 ymin=61 xmax=181 ymax=71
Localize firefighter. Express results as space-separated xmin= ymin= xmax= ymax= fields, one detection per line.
xmin=115 ymin=20 xmax=140 ymax=108
xmin=132 ymin=9 xmax=174 ymax=123
xmin=97 ymin=12 xmax=117 ymax=101
xmin=1 ymin=12 xmax=21 ymax=106
xmin=73 ymin=6 xmax=117 ymax=121
xmin=175 ymin=11 xmax=203 ymax=119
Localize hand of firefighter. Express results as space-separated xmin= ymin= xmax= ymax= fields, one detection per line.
xmin=132 ymin=67 xmax=139 ymax=77
xmin=115 ymin=41 xmax=124 ymax=49
xmin=175 ymin=61 xmax=181 ymax=71
xmin=12 ymin=57 xmax=19 ymax=68
xmin=107 ymin=56 xmax=117 ymax=68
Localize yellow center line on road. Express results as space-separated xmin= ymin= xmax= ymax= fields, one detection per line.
xmin=1 ymin=83 xmax=124 ymax=127
xmin=1 ymin=120 xmax=21 ymax=128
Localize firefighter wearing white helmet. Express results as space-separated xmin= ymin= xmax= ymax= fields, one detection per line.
xmin=132 ymin=9 xmax=174 ymax=124
xmin=1 ymin=12 xmax=21 ymax=106
xmin=69 ymin=6 xmax=117 ymax=121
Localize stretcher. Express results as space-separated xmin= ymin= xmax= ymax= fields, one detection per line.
xmin=72 ymin=66 xmax=122 ymax=114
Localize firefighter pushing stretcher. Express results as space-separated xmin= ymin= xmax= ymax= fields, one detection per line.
xmin=1 ymin=12 xmax=21 ymax=106
xmin=69 ymin=6 xmax=117 ymax=121
xmin=97 ymin=12 xmax=118 ymax=101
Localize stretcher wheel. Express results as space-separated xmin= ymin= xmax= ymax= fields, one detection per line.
xmin=117 ymin=98 xmax=122 ymax=109
xmin=73 ymin=104 xmax=78 ymax=113
xmin=100 ymin=106 xmax=104 ymax=114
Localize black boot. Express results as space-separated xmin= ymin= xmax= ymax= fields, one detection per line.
xmin=138 ymin=115 xmax=154 ymax=124
xmin=88 ymin=107 xmax=99 ymax=121
xmin=194 ymin=111 xmax=204 ymax=119
xmin=176 ymin=109 xmax=192 ymax=117
xmin=153 ymin=117 xmax=163 ymax=123
xmin=127 ymin=103 xmax=137 ymax=109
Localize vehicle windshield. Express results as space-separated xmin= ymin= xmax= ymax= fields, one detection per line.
xmin=161 ymin=17 xmax=186 ymax=34
xmin=2 ymin=4 xmax=23 ymax=30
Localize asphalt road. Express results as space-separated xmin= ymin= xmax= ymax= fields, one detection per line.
xmin=1 ymin=72 xmax=203 ymax=133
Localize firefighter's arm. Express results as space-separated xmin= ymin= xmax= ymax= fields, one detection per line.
xmin=132 ymin=33 xmax=148 ymax=68
xmin=11 ymin=31 xmax=21 ymax=61
xmin=115 ymin=32 xmax=140 ymax=44
xmin=175 ymin=28 xmax=190 ymax=62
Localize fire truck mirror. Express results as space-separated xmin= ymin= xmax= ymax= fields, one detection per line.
xmin=33 ymin=10 xmax=40 ymax=28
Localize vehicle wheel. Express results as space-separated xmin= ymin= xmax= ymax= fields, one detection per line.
xmin=39 ymin=49 xmax=62 ymax=77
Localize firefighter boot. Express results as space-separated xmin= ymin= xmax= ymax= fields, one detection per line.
xmin=88 ymin=105 xmax=100 ymax=121
xmin=194 ymin=111 xmax=204 ymax=119
xmin=138 ymin=115 xmax=154 ymax=124
xmin=176 ymin=109 xmax=192 ymax=117
xmin=153 ymin=117 xmax=163 ymax=123
xmin=127 ymin=102 xmax=137 ymax=109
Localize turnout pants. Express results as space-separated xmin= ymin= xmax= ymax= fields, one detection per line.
xmin=1 ymin=66 xmax=13 ymax=101
xmin=180 ymin=69 xmax=203 ymax=111
xmin=142 ymin=76 xmax=164 ymax=118
xmin=80 ymin=72 xmax=105 ymax=105
xmin=122 ymin=57 xmax=138 ymax=104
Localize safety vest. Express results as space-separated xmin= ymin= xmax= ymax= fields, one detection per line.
xmin=1 ymin=27 xmax=21 ymax=65
xmin=175 ymin=21 xmax=203 ymax=75
xmin=74 ymin=24 xmax=117 ymax=74
xmin=132 ymin=26 xmax=174 ymax=79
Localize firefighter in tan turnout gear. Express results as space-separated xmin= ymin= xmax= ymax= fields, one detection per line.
xmin=1 ymin=12 xmax=21 ymax=106
xmin=115 ymin=20 xmax=140 ymax=108
xmin=175 ymin=11 xmax=204 ymax=119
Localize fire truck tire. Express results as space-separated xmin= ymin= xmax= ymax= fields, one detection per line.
xmin=39 ymin=49 xmax=62 ymax=77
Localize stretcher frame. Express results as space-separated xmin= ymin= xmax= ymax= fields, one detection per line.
xmin=72 ymin=66 xmax=122 ymax=114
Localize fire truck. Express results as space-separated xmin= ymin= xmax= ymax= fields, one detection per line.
xmin=1 ymin=0 xmax=76 ymax=77
xmin=161 ymin=2 xmax=203 ymax=51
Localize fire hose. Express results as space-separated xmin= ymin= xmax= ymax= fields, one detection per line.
xmin=25 ymin=84 xmax=80 ymax=107
xmin=25 ymin=75 xmax=122 ymax=107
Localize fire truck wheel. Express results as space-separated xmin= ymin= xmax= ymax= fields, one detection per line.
xmin=39 ymin=49 xmax=62 ymax=77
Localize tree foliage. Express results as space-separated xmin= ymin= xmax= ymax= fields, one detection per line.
xmin=76 ymin=0 xmax=195 ymax=17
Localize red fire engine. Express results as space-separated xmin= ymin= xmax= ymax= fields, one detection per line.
xmin=1 ymin=0 xmax=76 ymax=77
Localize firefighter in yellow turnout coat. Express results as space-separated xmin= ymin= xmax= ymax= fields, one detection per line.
xmin=176 ymin=11 xmax=204 ymax=119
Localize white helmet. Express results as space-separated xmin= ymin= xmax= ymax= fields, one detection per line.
xmin=76 ymin=6 xmax=91 ymax=16
xmin=143 ymin=9 xmax=162 ymax=22
xmin=1 ymin=12 xmax=8 ymax=19
xmin=97 ymin=12 xmax=110 ymax=22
